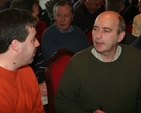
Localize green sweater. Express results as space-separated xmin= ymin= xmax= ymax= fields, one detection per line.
xmin=55 ymin=45 xmax=141 ymax=113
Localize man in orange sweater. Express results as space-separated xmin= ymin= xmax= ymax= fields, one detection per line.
xmin=0 ymin=8 xmax=45 ymax=113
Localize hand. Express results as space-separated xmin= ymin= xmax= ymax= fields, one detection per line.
xmin=39 ymin=81 xmax=47 ymax=96
xmin=93 ymin=110 xmax=105 ymax=113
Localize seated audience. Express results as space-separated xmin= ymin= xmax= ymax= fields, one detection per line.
xmin=72 ymin=0 xmax=104 ymax=31
xmin=42 ymin=0 xmax=91 ymax=62
xmin=0 ymin=8 xmax=45 ymax=113
xmin=55 ymin=11 xmax=141 ymax=113
xmin=132 ymin=0 xmax=141 ymax=37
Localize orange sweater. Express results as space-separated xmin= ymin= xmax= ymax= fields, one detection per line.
xmin=0 ymin=65 xmax=45 ymax=113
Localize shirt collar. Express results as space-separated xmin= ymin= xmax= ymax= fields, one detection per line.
xmin=54 ymin=22 xmax=73 ymax=33
xmin=91 ymin=45 xmax=122 ymax=62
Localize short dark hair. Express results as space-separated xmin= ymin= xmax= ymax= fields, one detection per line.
xmin=117 ymin=15 xmax=126 ymax=34
xmin=53 ymin=0 xmax=74 ymax=14
xmin=0 ymin=8 xmax=38 ymax=53
xmin=10 ymin=0 xmax=39 ymax=13
xmin=105 ymin=0 xmax=124 ymax=13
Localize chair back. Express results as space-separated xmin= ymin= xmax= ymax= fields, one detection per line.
xmin=45 ymin=48 xmax=74 ymax=113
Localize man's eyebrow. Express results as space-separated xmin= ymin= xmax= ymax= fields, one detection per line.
xmin=93 ymin=25 xmax=99 ymax=28
xmin=93 ymin=26 xmax=111 ymax=30
xmin=102 ymin=27 xmax=112 ymax=31
xmin=93 ymin=25 xmax=98 ymax=27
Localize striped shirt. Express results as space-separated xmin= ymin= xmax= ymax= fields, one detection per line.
xmin=72 ymin=3 xmax=102 ymax=32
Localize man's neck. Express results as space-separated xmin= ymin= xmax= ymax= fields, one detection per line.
xmin=91 ymin=45 xmax=122 ymax=62
xmin=0 ymin=54 xmax=18 ymax=71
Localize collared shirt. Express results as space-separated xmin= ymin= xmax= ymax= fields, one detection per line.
xmin=91 ymin=45 xmax=122 ymax=62
xmin=54 ymin=22 xmax=73 ymax=33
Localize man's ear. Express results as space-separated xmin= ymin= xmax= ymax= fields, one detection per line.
xmin=10 ymin=39 xmax=20 ymax=52
xmin=118 ymin=31 xmax=126 ymax=42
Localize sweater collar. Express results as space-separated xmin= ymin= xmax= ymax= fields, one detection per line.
xmin=54 ymin=22 xmax=73 ymax=33
xmin=91 ymin=45 xmax=122 ymax=62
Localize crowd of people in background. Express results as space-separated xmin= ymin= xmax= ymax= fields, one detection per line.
xmin=1 ymin=0 xmax=141 ymax=112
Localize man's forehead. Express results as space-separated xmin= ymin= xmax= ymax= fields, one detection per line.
xmin=95 ymin=12 xmax=119 ymax=23
xmin=94 ymin=16 xmax=119 ymax=29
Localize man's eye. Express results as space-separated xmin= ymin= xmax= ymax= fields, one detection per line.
xmin=93 ymin=27 xmax=98 ymax=31
xmin=103 ymin=29 xmax=110 ymax=33
xmin=32 ymin=38 xmax=36 ymax=42
xmin=65 ymin=15 xmax=69 ymax=17
xmin=57 ymin=14 xmax=61 ymax=17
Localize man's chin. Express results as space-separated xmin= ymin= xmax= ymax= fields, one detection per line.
xmin=95 ymin=48 xmax=104 ymax=53
xmin=28 ymin=58 xmax=34 ymax=64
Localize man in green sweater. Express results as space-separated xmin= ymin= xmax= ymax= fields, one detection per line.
xmin=55 ymin=11 xmax=141 ymax=113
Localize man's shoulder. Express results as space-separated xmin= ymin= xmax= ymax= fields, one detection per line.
xmin=45 ymin=24 xmax=55 ymax=32
xmin=43 ymin=24 xmax=57 ymax=36
xmin=19 ymin=65 xmax=34 ymax=72
xmin=75 ymin=3 xmax=85 ymax=10
xmin=134 ymin=13 xmax=141 ymax=20
xmin=19 ymin=65 xmax=37 ymax=79
xmin=73 ymin=46 xmax=93 ymax=58
xmin=74 ymin=3 xmax=87 ymax=14
xmin=121 ymin=44 xmax=141 ymax=56
xmin=68 ymin=46 xmax=93 ymax=66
